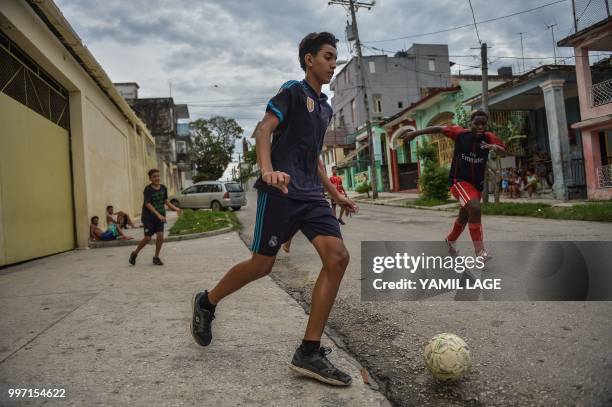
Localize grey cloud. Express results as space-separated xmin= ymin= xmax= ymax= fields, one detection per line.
xmin=56 ymin=0 xmax=580 ymax=128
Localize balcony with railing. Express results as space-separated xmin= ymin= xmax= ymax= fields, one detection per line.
xmin=591 ymin=78 xmax=612 ymax=107
xmin=323 ymin=127 xmax=348 ymax=146
xmin=596 ymin=164 xmax=612 ymax=188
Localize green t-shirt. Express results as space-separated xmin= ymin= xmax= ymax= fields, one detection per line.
xmin=142 ymin=184 xmax=167 ymax=221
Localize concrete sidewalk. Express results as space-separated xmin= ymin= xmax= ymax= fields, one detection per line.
xmin=0 ymin=234 xmax=388 ymax=406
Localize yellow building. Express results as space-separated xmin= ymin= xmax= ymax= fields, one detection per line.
xmin=0 ymin=0 xmax=163 ymax=266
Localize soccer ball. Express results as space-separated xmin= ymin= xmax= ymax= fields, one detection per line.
xmin=423 ymin=333 xmax=471 ymax=380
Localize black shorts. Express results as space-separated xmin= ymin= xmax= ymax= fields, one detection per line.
xmin=142 ymin=217 xmax=165 ymax=236
xmin=251 ymin=191 xmax=342 ymax=257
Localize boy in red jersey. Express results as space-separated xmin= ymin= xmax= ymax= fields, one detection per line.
xmin=400 ymin=111 xmax=506 ymax=260
xmin=329 ymin=166 xmax=348 ymax=224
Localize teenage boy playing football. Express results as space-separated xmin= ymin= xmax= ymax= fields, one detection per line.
xmin=190 ymin=32 xmax=358 ymax=386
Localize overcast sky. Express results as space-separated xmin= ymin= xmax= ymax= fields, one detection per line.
xmin=56 ymin=0 xmax=585 ymax=158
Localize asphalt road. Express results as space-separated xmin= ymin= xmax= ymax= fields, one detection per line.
xmin=236 ymin=191 xmax=612 ymax=407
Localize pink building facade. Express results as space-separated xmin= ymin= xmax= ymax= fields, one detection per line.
xmin=559 ymin=12 xmax=612 ymax=200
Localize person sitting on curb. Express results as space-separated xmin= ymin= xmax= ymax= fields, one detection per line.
xmin=106 ymin=205 xmax=137 ymax=229
xmin=90 ymin=216 xmax=133 ymax=241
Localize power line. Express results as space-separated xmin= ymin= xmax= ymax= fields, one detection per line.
xmin=363 ymin=0 xmax=568 ymax=43
xmin=363 ymin=43 xmax=611 ymax=61
xmin=467 ymin=0 xmax=482 ymax=44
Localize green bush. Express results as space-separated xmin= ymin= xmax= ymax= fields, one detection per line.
xmin=418 ymin=164 xmax=450 ymax=201
xmin=416 ymin=141 xmax=449 ymax=201
xmin=355 ymin=182 xmax=371 ymax=196
xmin=415 ymin=141 xmax=437 ymax=163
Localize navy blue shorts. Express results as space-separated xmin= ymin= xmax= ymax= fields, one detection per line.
xmin=251 ymin=191 xmax=342 ymax=257
xmin=142 ymin=217 xmax=165 ymax=236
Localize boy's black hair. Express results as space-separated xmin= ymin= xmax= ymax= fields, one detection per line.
xmin=470 ymin=110 xmax=489 ymax=121
xmin=106 ymin=205 xmax=113 ymax=211
xmin=148 ymin=169 xmax=160 ymax=178
xmin=298 ymin=32 xmax=338 ymax=72
xmin=91 ymin=216 xmax=98 ymax=223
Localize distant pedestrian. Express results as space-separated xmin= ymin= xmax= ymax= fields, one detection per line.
xmin=525 ymin=169 xmax=539 ymax=199
xmin=329 ymin=166 xmax=348 ymax=225
xmin=501 ymin=168 xmax=510 ymax=197
xmin=129 ymin=169 xmax=181 ymax=266
xmin=509 ymin=169 xmax=521 ymax=198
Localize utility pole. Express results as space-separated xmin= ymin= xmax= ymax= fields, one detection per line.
xmin=518 ymin=32 xmax=526 ymax=74
xmin=329 ymin=0 xmax=377 ymax=199
xmin=481 ymin=43 xmax=489 ymax=115
xmin=476 ymin=42 xmax=494 ymax=203
xmin=546 ymin=24 xmax=558 ymax=64
xmin=237 ymin=153 xmax=242 ymax=188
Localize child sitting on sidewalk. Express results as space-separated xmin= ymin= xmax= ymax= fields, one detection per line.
xmin=90 ymin=216 xmax=133 ymax=241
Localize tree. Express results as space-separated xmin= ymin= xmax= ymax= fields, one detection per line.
xmin=189 ymin=116 xmax=243 ymax=181
xmin=238 ymin=143 xmax=258 ymax=186
xmin=454 ymin=102 xmax=470 ymax=128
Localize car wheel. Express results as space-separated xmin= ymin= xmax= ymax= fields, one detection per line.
xmin=211 ymin=201 xmax=222 ymax=211
xmin=170 ymin=199 xmax=180 ymax=208
xmin=232 ymin=206 xmax=241 ymax=211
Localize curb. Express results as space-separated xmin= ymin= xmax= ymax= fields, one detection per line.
xmin=404 ymin=204 xmax=458 ymax=211
xmin=353 ymin=199 xmax=458 ymax=211
xmin=89 ymin=225 xmax=234 ymax=249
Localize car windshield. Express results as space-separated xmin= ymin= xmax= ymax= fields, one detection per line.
xmin=225 ymin=183 xmax=243 ymax=192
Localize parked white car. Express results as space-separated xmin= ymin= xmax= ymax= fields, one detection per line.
xmin=169 ymin=181 xmax=247 ymax=211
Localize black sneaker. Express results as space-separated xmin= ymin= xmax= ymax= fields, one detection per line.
xmin=338 ymin=218 xmax=346 ymax=225
xmin=191 ymin=291 xmax=214 ymax=346
xmin=153 ymin=257 xmax=163 ymax=266
xmin=289 ymin=346 xmax=352 ymax=386
xmin=129 ymin=252 xmax=137 ymax=265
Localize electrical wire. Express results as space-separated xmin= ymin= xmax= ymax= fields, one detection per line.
xmin=363 ymin=0 xmax=568 ymax=43
xmin=467 ymin=0 xmax=482 ymax=44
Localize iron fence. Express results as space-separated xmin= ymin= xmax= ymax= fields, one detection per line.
xmin=572 ymin=0 xmax=611 ymax=32
xmin=568 ymin=158 xmax=587 ymax=187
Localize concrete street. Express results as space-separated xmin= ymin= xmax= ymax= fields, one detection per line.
xmin=2 ymin=190 xmax=611 ymax=407
xmin=0 ymin=232 xmax=388 ymax=406
xmin=238 ymin=191 xmax=612 ymax=407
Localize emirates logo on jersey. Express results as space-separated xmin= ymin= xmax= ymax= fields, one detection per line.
xmin=461 ymin=153 xmax=485 ymax=164
xmin=306 ymin=97 xmax=315 ymax=113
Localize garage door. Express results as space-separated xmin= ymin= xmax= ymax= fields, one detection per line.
xmin=0 ymin=34 xmax=74 ymax=266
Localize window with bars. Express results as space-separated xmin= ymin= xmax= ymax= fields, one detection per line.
xmin=0 ymin=30 xmax=69 ymax=130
